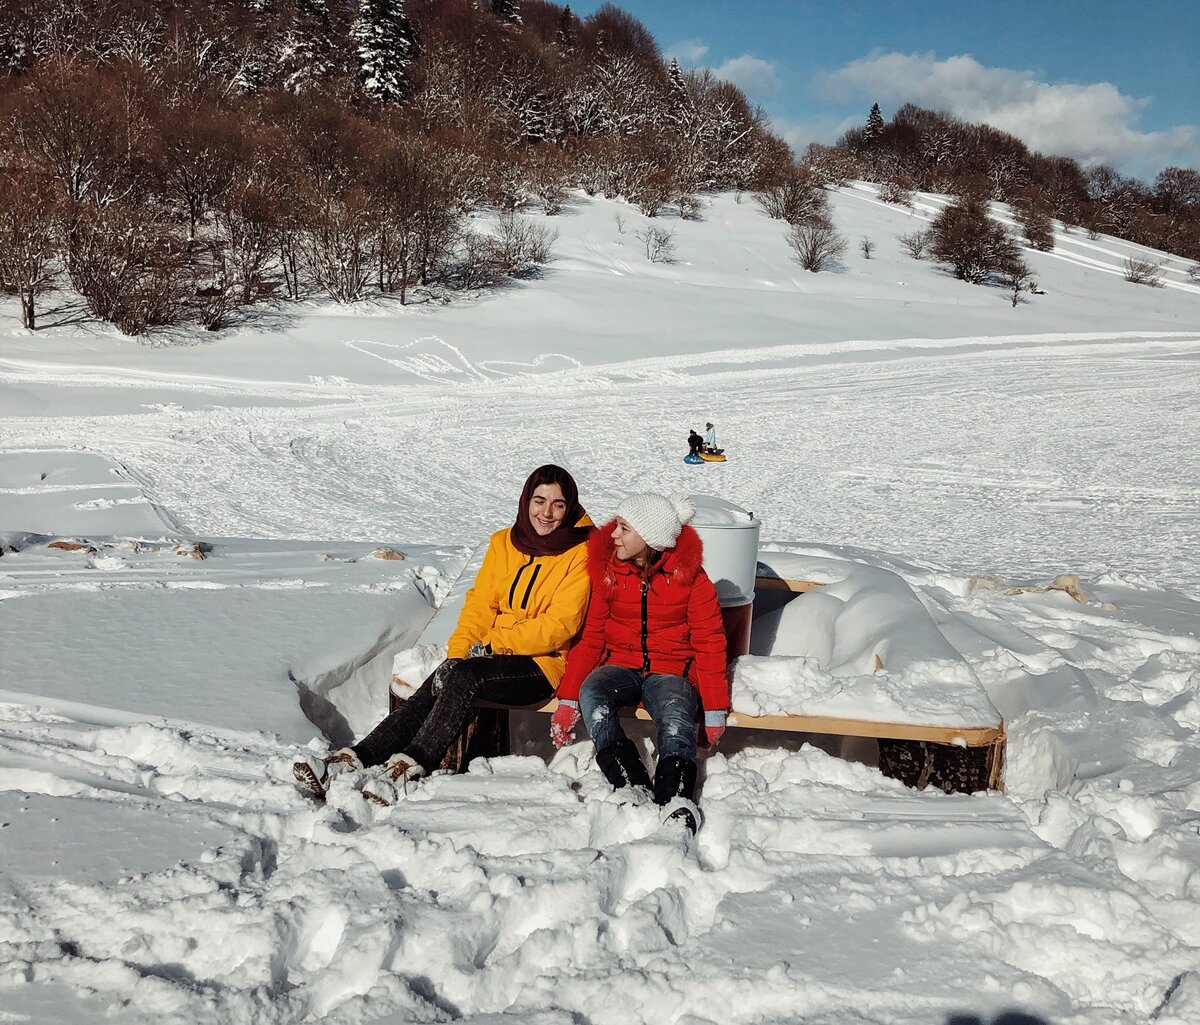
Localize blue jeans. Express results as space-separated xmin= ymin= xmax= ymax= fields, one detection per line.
xmin=578 ymin=666 xmax=698 ymax=762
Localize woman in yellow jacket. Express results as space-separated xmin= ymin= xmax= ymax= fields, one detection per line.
xmin=294 ymin=465 xmax=593 ymax=804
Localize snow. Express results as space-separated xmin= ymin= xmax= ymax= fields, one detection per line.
xmin=1 ymin=185 xmax=1199 ymax=1025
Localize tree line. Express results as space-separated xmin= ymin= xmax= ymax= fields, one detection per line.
xmin=0 ymin=0 xmax=792 ymax=333
xmin=820 ymin=102 xmax=1200 ymax=263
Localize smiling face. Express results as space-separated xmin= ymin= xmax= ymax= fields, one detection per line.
xmin=528 ymin=483 xmax=568 ymax=535
xmin=611 ymin=517 xmax=650 ymax=561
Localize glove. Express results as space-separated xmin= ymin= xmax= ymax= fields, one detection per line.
xmin=467 ymin=641 xmax=492 ymax=659
xmin=432 ymin=658 xmax=463 ymax=692
xmin=550 ymin=702 xmax=580 ymax=748
xmin=701 ymin=711 xmax=727 ymax=748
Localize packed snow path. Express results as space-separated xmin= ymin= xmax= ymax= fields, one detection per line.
xmin=4 ymin=331 xmax=1198 ymax=594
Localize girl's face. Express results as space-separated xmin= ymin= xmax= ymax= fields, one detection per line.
xmin=528 ymin=483 xmax=568 ymax=535
xmin=612 ymin=517 xmax=649 ymax=561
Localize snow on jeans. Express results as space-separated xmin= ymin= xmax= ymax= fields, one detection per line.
xmin=352 ymin=656 xmax=553 ymax=771
xmin=578 ymin=665 xmax=698 ymax=762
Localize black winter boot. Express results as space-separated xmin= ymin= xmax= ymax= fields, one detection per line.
xmin=595 ymin=737 xmax=653 ymax=791
xmin=653 ymin=755 xmax=700 ymax=834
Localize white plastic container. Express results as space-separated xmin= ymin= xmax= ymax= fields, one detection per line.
xmin=688 ymin=495 xmax=761 ymax=604
xmin=689 ymin=495 xmax=761 ymax=658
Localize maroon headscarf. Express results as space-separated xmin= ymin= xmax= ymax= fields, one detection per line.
xmin=510 ymin=464 xmax=592 ymax=557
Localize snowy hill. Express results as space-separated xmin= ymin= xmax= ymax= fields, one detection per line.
xmin=1 ymin=186 xmax=1199 ymax=1025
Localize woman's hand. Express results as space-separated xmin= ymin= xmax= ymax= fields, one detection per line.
xmin=550 ymin=703 xmax=580 ymax=747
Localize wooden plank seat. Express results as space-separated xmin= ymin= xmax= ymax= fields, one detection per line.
xmin=392 ymin=548 xmax=1005 ymax=794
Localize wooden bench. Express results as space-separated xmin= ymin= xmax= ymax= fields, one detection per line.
xmin=392 ymin=551 xmax=1005 ymax=794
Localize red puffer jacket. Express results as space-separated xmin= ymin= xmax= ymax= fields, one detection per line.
xmin=557 ymin=521 xmax=729 ymax=713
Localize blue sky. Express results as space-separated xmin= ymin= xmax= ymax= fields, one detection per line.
xmin=569 ymin=0 xmax=1200 ymax=182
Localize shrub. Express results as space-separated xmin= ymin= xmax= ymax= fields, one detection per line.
xmin=636 ymin=225 xmax=675 ymax=263
xmin=877 ymin=179 xmax=913 ymax=207
xmin=898 ymin=229 xmax=931 ymax=259
xmin=67 ymin=204 xmax=190 ymax=335
xmin=999 ymin=261 xmax=1037 ymax=307
xmin=859 ymin=237 xmax=875 ymax=259
xmin=755 ymin=165 xmax=827 ymax=225
xmin=1122 ymin=257 xmax=1164 ymax=287
xmin=488 ymin=212 xmax=559 ymax=275
xmin=1016 ymin=203 xmax=1055 ymax=251
xmin=786 ymin=219 xmax=846 ymax=272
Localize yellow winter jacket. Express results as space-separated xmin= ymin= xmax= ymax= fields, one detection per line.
xmin=446 ymin=517 xmax=593 ymax=688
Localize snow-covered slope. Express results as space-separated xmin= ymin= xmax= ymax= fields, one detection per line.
xmin=1 ymin=186 xmax=1198 ymax=1025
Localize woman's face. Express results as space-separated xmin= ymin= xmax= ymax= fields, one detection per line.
xmin=612 ymin=517 xmax=649 ymax=561
xmin=528 ymin=483 xmax=568 ymax=535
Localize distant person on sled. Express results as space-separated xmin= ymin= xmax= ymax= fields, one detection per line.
xmin=687 ymin=429 xmax=705 ymax=458
xmin=704 ymin=422 xmax=718 ymax=453
xmin=294 ymin=465 xmax=593 ymax=805
xmin=549 ymin=493 xmax=729 ymax=835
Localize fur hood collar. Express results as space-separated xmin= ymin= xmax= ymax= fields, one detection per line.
xmin=587 ymin=520 xmax=704 ymax=586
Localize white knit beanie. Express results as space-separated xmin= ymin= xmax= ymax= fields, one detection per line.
xmin=614 ymin=493 xmax=695 ymax=551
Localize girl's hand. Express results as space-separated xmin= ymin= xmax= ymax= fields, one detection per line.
xmin=701 ymin=710 xmax=727 ymax=748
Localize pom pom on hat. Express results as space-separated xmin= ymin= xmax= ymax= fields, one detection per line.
xmin=614 ymin=492 xmax=695 ymax=551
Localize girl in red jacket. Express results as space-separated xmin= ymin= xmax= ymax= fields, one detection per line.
xmin=551 ymin=493 xmax=728 ymax=833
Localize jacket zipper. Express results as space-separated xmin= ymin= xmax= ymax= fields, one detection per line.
xmin=508 ymin=554 xmax=534 ymax=608
xmin=640 ymin=578 xmax=651 ymax=674
xmin=521 ymin=564 xmax=541 ymax=609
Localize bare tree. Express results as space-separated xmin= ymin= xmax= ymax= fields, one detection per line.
xmin=930 ymin=196 xmax=1022 ymax=283
xmin=999 ymin=260 xmax=1037 ymax=307
xmin=636 ymin=224 xmax=675 ymax=263
xmin=299 ymin=185 xmax=377 ymax=303
xmin=155 ymin=99 xmax=241 ymax=244
xmin=1013 ymin=187 xmax=1055 ymax=251
xmin=1122 ymin=257 xmax=1164 ymax=287
xmin=489 ymin=212 xmax=558 ymax=275
xmin=10 ymin=56 xmax=149 ymax=210
xmin=67 ymin=203 xmax=189 ymax=336
xmin=787 ymin=219 xmax=846 ymax=272
xmin=859 ymin=237 xmax=875 ymax=259
xmin=755 ymin=164 xmax=827 ymax=225
xmin=898 ymin=229 xmax=931 ymax=259
xmin=0 ymin=167 xmax=61 ymax=329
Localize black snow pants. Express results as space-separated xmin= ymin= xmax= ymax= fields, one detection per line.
xmin=352 ymin=656 xmax=553 ymax=771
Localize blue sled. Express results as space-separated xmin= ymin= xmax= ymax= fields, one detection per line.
xmin=683 ymin=454 xmax=705 ymax=465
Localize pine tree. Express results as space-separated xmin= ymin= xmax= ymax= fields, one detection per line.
xmin=554 ymin=5 xmax=576 ymax=50
xmin=352 ymin=0 xmax=417 ymax=105
xmin=864 ymin=102 xmax=885 ymax=144
xmin=283 ymin=0 xmax=334 ymax=92
xmin=492 ymin=0 xmax=522 ymax=25
xmin=666 ymin=57 xmax=692 ymax=134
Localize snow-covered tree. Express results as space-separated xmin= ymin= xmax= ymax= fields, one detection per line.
xmin=491 ymin=0 xmax=522 ymax=25
xmin=281 ymin=0 xmax=335 ymax=93
xmin=863 ymin=102 xmax=885 ymax=143
xmin=351 ymin=0 xmax=416 ymax=105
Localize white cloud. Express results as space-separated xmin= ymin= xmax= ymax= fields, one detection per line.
xmin=666 ymin=39 xmax=709 ymax=65
xmin=772 ymin=114 xmax=861 ymax=156
xmin=714 ymin=55 xmax=782 ymax=97
xmin=666 ymin=40 xmax=782 ymax=101
xmin=816 ymin=52 xmax=1200 ymax=177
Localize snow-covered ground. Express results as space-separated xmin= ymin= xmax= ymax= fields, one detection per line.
xmin=1 ymin=185 xmax=1198 ymax=1025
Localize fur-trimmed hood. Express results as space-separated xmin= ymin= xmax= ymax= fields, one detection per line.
xmin=587 ymin=520 xmax=705 ymax=589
